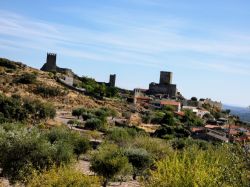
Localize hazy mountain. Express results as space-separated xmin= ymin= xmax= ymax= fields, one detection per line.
xmin=223 ymin=104 xmax=250 ymax=122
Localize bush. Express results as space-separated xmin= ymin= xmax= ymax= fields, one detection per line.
xmin=0 ymin=125 xmax=91 ymax=183
xmin=90 ymin=144 xmax=131 ymax=187
xmin=170 ymin=138 xmax=209 ymax=150
xmin=72 ymin=107 xmax=87 ymax=119
xmin=107 ymin=127 xmax=132 ymax=146
xmin=154 ymin=125 xmax=191 ymax=139
xmin=73 ymin=136 xmax=90 ymax=160
xmin=0 ymin=93 xmax=55 ymax=122
xmin=15 ymin=73 xmax=37 ymax=84
xmin=85 ymin=118 xmax=103 ymax=130
xmin=124 ymin=148 xmax=153 ymax=180
xmin=0 ymin=58 xmax=17 ymax=69
xmin=27 ymin=166 xmax=99 ymax=187
xmin=143 ymin=145 xmax=250 ymax=187
xmin=132 ymin=136 xmax=172 ymax=160
xmin=35 ymin=85 xmax=64 ymax=97
xmin=0 ymin=127 xmax=56 ymax=182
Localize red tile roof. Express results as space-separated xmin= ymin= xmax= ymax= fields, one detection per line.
xmin=160 ymin=100 xmax=180 ymax=106
xmin=191 ymin=127 xmax=205 ymax=133
xmin=174 ymin=111 xmax=185 ymax=116
xmin=205 ymin=124 xmax=221 ymax=129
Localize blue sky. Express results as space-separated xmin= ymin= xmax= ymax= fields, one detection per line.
xmin=0 ymin=0 xmax=250 ymax=106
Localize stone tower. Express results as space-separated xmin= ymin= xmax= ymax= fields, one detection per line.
xmin=159 ymin=71 xmax=172 ymax=84
xmin=109 ymin=74 xmax=116 ymax=87
xmin=41 ymin=53 xmax=57 ymax=72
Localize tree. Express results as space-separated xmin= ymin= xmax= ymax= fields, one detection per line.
xmin=73 ymin=136 xmax=90 ymax=160
xmin=124 ymin=148 xmax=152 ymax=180
xmin=161 ymin=111 xmax=175 ymax=125
xmin=72 ymin=108 xmax=86 ymax=119
xmin=191 ymin=97 xmax=198 ymax=101
xmin=85 ymin=118 xmax=103 ymax=130
xmin=90 ymin=144 xmax=131 ymax=187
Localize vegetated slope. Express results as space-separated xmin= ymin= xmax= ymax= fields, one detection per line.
xmin=0 ymin=58 xmax=130 ymax=114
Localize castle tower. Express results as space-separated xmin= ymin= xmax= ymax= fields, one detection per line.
xmin=41 ymin=53 xmax=57 ymax=72
xmin=109 ymin=74 xmax=116 ymax=87
xmin=159 ymin=71 xmax=172 ymax=84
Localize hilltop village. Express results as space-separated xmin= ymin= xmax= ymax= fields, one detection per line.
xmin=40 ymin=53 xmax=250 ymax=144
xmin=0 ymin=53 xmax=250 ymax=187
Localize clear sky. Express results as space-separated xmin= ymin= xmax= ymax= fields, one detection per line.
xmin=0 ymin=0 xmax=250 ymax=107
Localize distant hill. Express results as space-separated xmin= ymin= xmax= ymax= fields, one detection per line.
xmin=223 ymin=104 xmax=250 ymax=123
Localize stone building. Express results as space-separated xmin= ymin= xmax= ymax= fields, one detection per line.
xmin=41 ymin=53 xmax=74 ymax=76
xmin=41 ymin=53 xmax=57 ymax=72
xmin=147 ymin=71 xmax=177 ymax=98
xmin=109 ymin=74 xmax=116 ymax=87
xmin=97 ymin=74 xmax=117 ymax=87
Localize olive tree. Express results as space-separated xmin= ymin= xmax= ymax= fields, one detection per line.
xmin=90 ymin=144 xmax=131 ymax=187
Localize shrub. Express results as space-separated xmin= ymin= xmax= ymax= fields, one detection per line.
xmin=143 ymin=145 xmax=250 ymax=187
xmin=15 ymin=73 xmax=37 ymax=84
xmin=73 ymin=136 xmax=90 ymax=160
xmin=132 ymin=136 xmax=172 ymax=160
xmin=90 ymin=144 xmax=131 ymax=187
xmin=0 ymin=126 xmax=91 ymax=183
xmin=0 ymin=58 xmax=17 ymax=69
xmin=85 ymin=118 xmax=103 ymax=130
xmin=27 ymin=166 xmax=99 ymax=187
xmin=106 ymin=127 xmax=132 ymax=146
xmin=0 ymin=93 xmax=55 ymax=122
xmin=124 ymin=148 xmax=153 ymax=180
xmin=154 ymin=125 xmax=191 ymax=139
xmin=72 ymin=107 xmax=87 ymax=119
xmin=0 ymin=127 xmax=55 ymax=182
xmin=35 ymin=85 xmax=64 ymax=97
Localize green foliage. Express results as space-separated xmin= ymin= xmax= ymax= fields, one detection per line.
xmin=85 ymin=118 xmax=103 ymax=130
xmin=73 ymin=136 xmax=90 ymax=160
xmin=142 ymin=110 xmax=166 ymax=124
xmin=35 ymin=85 xmax=64 ymax=98
xmin=154 ymin=124 xmax=191 ymax=139
xmin=182 ymin=109 xmax=204 ymax=126
xmin=143 ymin=145 xmax=250 ymax=187
xmin=191 ymin=97 xmax=198 ymax=101
xmin=79 ymin=76 xmax=118 ymax=98
xmin=90 ymin=143 xmax=131 ymax=187
xmin=106 ymin=86 xmax=119 ymax=97
xmin=0 ymin=126 xmax=55 ymax=182
xmin=0 ymin=125 xmax=91 ymax=183
xmin=170 ymin=138 xmax=209 ymax=150
xmin=27 ymin=166 xmax=99 ymax=187
xmin=132 ymin=136 xmax=172 ymax=160
xmin=0 ymin=58 xmax=17 ymax=69
xmin=107 ymin=127 xmax=134 ymax=146
xmin=161 ymin=111 xmax=175 ymax=125
xmin=72 ymin=107 xmax=86 ymax=119
xmin=15 ymin=73 xmax=37 ymax=84
xmin=124 ymin=148 xmax=153 ymax=180
xmin=0 ymin=93 xmax=55 ymax=122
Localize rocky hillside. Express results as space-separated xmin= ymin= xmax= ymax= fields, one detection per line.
xmin=0 ymin=58 xmax=130 ymax=115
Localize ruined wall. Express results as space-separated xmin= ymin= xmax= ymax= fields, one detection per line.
xmin=160 ymin=71 xmax=172 ymax=84
xmin=148 ymin=83 xmax=177 ymax=98
xmin=109 ymin=74 xmax=116 ymax=87
xmin=41 ymin=53 xmax=57 ymax=72
xmin=41 ymin=53 xmax=73 ymax=76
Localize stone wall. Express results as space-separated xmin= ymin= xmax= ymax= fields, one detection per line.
xmin=148 ymin=83 xmax=177 ymax=98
